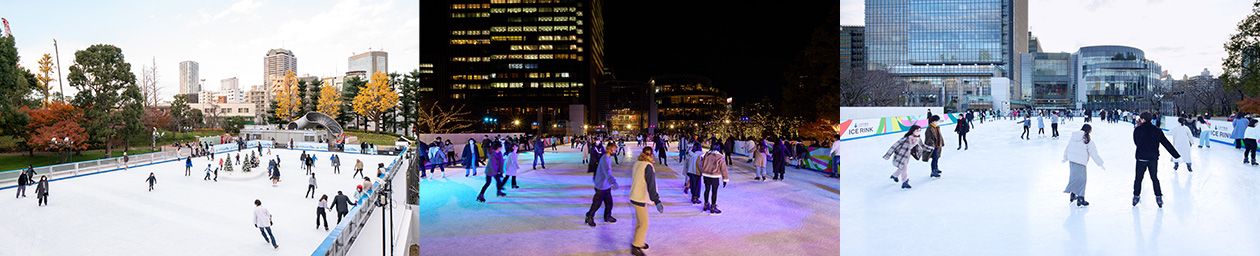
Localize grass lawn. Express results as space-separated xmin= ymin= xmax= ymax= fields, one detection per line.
xmin=0 ymin=148 xmax=159 ymax=172
xmin=345 ymin=130 xmax=402 ymax=147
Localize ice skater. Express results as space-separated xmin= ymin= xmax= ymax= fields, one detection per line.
xmin=1170 ymin=118 xmax=1196 ymax=172
xmin=331 ymin=154 xmax=341 ymax=174
xmin=429 ymin=142 xmax=447 ymax=177
xmin=1036 ymin=113 xmax=1046 ymax=138
xmin=316 ymin=195 xmax=330 ymax=231
xmin=185 ymin=157 xmax=193 ymax=176
xmin=532 ymin=138 xmax=546 ymax=170
xmin=1233 ymin=113 xmax=1249 ymax=149
xmin=1051 ymin=112 xmax=1061 ymax=139
xmin=1132 ymin=112 xmax=1181 ymax=208
xmin=698 ymin=144 xmax=730 ymax=215
xmin=1063 ymin=124 xmax=1104 ymax=207
xmin=121 ymin=152 xmax=130 ymax=170
xmin=145 ymin=172 xmax=157 ymax=191
xmin=954 ymin=116 xmax=970 ymax=150
xmin=629 ymin=147 xmax=663 ymax=256
xmin=585 ymin=144 xmax=619 ymax=227
xmin=883 ymin=125 xmax=925 ymax=190
xmin=463 ymin=139 xmax=478 ymax=177
xmin=476 ymin=144 xmax=506 ymax=203
xmin=1245 ymin=119 xmax=1259 ymax=165
xmin=331 ymin=191 xmax=357 ymax=223
xmin=306 ymin=173 xmax=318 ymax=198
xmin=1197 ymin=116 xmax=1212 ymax=148
xmin=772 ymin=137 xmax=788 ymax=180
xmin=15 ymin=165 xmax=32 ymax=198
xmin=270 ymin=161 xmax=282 ymax=186
xmin=925 ymin=115 xmax=945 ymax=178
xmin=753 ymin=139 xmax=770 ymax=181
xmin=35 ymin=176 xmax=49 ymax=206
xmin=253 ymin=200 xmax=279 ymax=249
xmin=354 ymin=159 xmax=366 ymax=178
xmin=504 ymin=144 xmax=521 ymax=189
xmin=684 ymin=142 xmax=703 ymax=204
xmin=1018 ymin=116 xmax=1031 ymax=140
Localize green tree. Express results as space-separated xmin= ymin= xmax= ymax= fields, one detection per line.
xmin=67 ymin=44 xmax=137 ymax=157
xmin=120 ymin=84 xmax=145 ymax=151
xmin=170 ymin=94 xmax=190 ymax=131
xmin=306 ymin=79 xmax=323 ymax=115
xmin=399 ymin=69 xmax=422 ymax=137
xmin=0 ymin=35 xmax=36 ymax=149
xmin=341 ymin=75 xmax=366 ymax=127
xmin=1226 ymin=1 xmax=1260 ymax=100
xmin=296 ymin=79 xmax=309 ymax=118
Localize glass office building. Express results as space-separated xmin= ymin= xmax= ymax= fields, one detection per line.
xmin=1018 ymin=52 xmax=1074 ymax=109
xmin=866 ymin=0 xmax=1027 ymax=110
xmin=1075 ymin=45 xmax=1164 ymax=111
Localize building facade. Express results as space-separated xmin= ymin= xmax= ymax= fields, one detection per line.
xmin=348 ymin=51 xmax=388 ymax=78
xmin=866 ymin=0 xmax=1028 ymax=110
xmin=652 ymin=75 xmax=727 ymax=133
xmin=221 ymin=77 xmax=239 ymax=91
xmin=179 ymin=61 xmax=200 ymax=94
xmin=264 ymin=49 xmax=297 ymax=90
xmin=1018 ymin=52 xmax=1073 ymax=109
xmin=422 ymin=0 xmax=605 ymax=134
xmin=247 ymin=85 xmax=269 ymax=123
xmin=839 ymin=25 xmax=865 ymax=72
xmin=1075 ymin=45 xmax=1164 ymax=111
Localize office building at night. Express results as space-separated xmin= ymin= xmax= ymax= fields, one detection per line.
xmin=652 ymin=75 xmax=728 ymax=133
xmin=866 ymin=0 xmax=1028 ymax=110
xmin=422 ymin=0 xmax=605 ymax=134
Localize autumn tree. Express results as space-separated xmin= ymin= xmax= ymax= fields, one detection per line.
xmin=317 ymin=82 xmax=342 ymax=117
xmin=353 ymin=71 xmax=399 ymax=131
xmin=273 ymin=70 xmax=301 ymax=121
xmin=36 ymin=53 xmax=55 ymax=105
xmin=23 ymin=101 xmax=89 ymax=160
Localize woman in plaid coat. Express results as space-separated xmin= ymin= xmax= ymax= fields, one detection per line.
xmin=884 ymin=125 xmax=925 ymax=189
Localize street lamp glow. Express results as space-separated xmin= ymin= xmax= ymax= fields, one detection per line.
xmin=513 ymin=120 xmax=521 ymax=126
xmin=726 ymin=97 xmax=733 ymax=104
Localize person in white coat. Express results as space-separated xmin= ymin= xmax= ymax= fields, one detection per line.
xmin=1062 ymin=124 xmax=1105 ymax=207
xmin=254 ymin=199 xmax=278 ymax=249
xmin=1171 ymin=118 xmax=1196 ymax=172
xmin=504 ymin=144 xmax=521 ymax=189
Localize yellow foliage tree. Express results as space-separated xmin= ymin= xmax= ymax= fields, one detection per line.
xmin=274 ymin=70 xmax=301 ymax=121
xmin=352 ymin=71 xmax=399 ymax=131
xmin=317 ymin=82 xmax=342 ymax=117
xmin=36 ymin=53 xmax=56 ymax=105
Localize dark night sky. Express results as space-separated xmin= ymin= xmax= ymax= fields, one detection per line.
xmin=603 ymin=1 xmax=837 ymax=105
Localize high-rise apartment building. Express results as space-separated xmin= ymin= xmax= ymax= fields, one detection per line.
xmin=264 ymin=49 xmax=297 ymax=91
xmin=348 ymin=51 xmax=388 ymax=78
xmin=179 ymin=61 xmax=200 ymax=94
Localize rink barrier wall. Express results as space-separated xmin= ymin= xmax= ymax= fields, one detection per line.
xmin=838 ymin=113 xmax=962 ymax=142
xmin=728 ymin=141 xmax=836 ymax=175
xmin=0 ymin=150 xmax=185 ymax=191
xmin=312 ymin=146 xmax=409 ymax=256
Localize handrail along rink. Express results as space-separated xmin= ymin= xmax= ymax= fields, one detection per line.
xmin=312 ymin=146 xmax=409 ymax=256
xmin=0 ymin=149 xmax=187 ymax=190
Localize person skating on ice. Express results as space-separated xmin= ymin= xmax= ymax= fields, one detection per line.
xmin=1132 ymin=112 xmax=1182 ymax=208
xmin=504 ymin=143 xmax=521 ymax=189
xmin=316 ymin=195 xmax=331 ymax=231
xmin=532 ymin=138 xmax=546 ymax=169
xmin=185 ymin=157 xmax=193 ymax=176
xmin=1018 ymin=116 xmax=1032 ymax=140
xmin=15 ymin=165 xmax=32 ymax=198
xmin=1036 ymin=112 xmax=1046 ymax=137
xmin=585 ymin=143 xmax=619 ymax=227
xmin=924 ymin=115 xmax=945 ymax=178
xmin=35 ymin=176 xmax=49 ymax=206
xmin=1197 ymin=116 xmax=1212 ymax=148
xmin=754 ymin=138 xmax=770 ymax=181
xmin=629 ymin=146 xmax=664 ymax=256
xmin=683 ymin=143 xmax=704 ymax=204
xmin=145 ymin=172 xmax=157 ymax=191
xmin=430 ymin=141 xmax=447 ymax=177
xmin=698 ymin=144 xmax=730 ymax=215
xmin=954 ymin=116 xmax=970 ymax=150
xmin=306 ymin=173 xmax=318 ymax=198
xmin=1063 ymin=124 xmax=1105 ymax=207
xmin=883 ymin=125 xmax=926 ymax=190
xmin=1244 ymin=118 xmax=1259 ymax=165
xmin=253 ymin=200 xmax=279 ymax=249
xmin=476 ymin=144 xmax=507 ymax=203
xmin=1051 ymin=111 xmax=1061 ymax=139
xmin=331 ymin=191 xmax=357 ymax=223
xmin=354 ymin=159 xmax=366 ymax=178
xmin=463 ymin=138 xmax=478 ymax=177
xmin=1170 ymin=118 xmax=1196 ymax=172
xmin=772 ymin=136 xmax=788 ymax=180
xmin=330 ymin=154 xmax=341 ymax=174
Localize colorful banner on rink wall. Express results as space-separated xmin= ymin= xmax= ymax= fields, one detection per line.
xmin=731 ymin=140 xmax=834 ymax=174
xmin=838 ymin=113 xmax=962 ymax=141
xmin=1164 ymin=116 xmax=1239 ymax=145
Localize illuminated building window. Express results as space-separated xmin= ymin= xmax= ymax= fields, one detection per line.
xmin=450 ymin=39 xmax=490 ymax=45
xmin=491 ymin=36 xmax=524 ymax=41
xmin=507 ymin=63 xmax=538 ymax=69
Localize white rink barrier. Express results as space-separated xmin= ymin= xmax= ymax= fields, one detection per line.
xmin=0 ymin=150 xmax=184 ymax=190
xmin=311 ymin=146 xmax=409 ymax=256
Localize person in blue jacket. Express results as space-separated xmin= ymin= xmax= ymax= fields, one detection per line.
xmin=1232 ymin=113 xmax=1248 ymax=149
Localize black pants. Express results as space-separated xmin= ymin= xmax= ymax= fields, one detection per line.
xmin=353 ymin=168 xmax=364 ymax=178
xmin=587 ymin=160 xmax=598 ymax=173
xmin=657 ymin=151 xmax=668 ymax=166
xmin=16 ymin=184 xmax=25 ymax=198
xmin=336 ymin=211 xmax=348 ymax=223
xmin=585 ymin=188 xmax=613 ymax=219
xmin=478 ymin=174 xmax=504 ymax=198
xmin=334 ymin=165 xmax=341 ymax=174
xmin=1051 ymin=123 xmax=1060 ymax=137
xmin=726 ymin=153 xmax=733 ymax=165
xmin=686 ymin=173 xmax=702 ymax=201
xmin=1133 ymin=160 xmax=1163 ymax=197
xmin=533 ymin=154 xmax=545 ymax=168
xmin=957 ymin=133 xmax=968 ymax=149
xmin=316 ymin=208 xmax=329 ymax=229
xmin=702 ymin=177 xmax=720 ymax=206
xmin=774 ymin=162 xmax=786 ymax=179
xmin=1038 ymin=128 xmax=1045 ymax=134
xmin=306 ymin=185 xmax=316 ymax=198
xmin=38 ymin=194 xmax=47 ymax=206
xmin=508 ymin=175 xmax=518 ymax=188
xmin=930 ymin=148 xmax=941 ymax=172
xmin=1021 ymin=126 xmax=1030 ymax=139
xmin=1245 ymin=139 xmax=1257 ymax=162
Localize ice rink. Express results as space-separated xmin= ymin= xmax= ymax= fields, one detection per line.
xmin=840 ymin=117 xmax=1260 ymax=255
xmin=0 ymin=148 xmax=400 ymax=256
xmin=420 ymin=143 xmax=840 ymax=256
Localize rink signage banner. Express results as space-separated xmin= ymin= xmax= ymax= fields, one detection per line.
xmin=344 ymin=144 xmax=362 ymax=153
xmin=839 ymin=113 xmax=961 ymax=141
xmin=294 ymin=142 xmax=329 ymax=151
xmin=245 ymin=140 xmax=274 ymax=149
xmin=212 ymin=143 xmax=238 ymax=153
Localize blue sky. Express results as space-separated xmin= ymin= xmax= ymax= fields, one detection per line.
xmin=841 ymin=0 xmax=1253 ymax=78
xmin=1 ymin=0 xmax=419 ymax=100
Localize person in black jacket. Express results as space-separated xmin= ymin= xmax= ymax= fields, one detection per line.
xmin=418 ymin=140 xmax=430 ymax=178
xmin=16 ymin=165 xmax=32 ymax=198
xmin=772 ymin=137 xmax=788 ymax=180
xmin=145 ymin=172 xmax=158 ymax=191
xmin=955 ymin=117 xmax=970 ymax=150
xmin=724 ymin=137 xmax=735 ymax=165
xmin=35 ymin=176 xmax=49 ymax=206
xmin=331 ymin=191 xmax=358 ymax=223
xmin=1132 ymin=112 xmax=1181 ymax=208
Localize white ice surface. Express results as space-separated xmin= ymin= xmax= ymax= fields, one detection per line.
xmin=841 ymin=118 xmax=1260 ymax=256
xmin=0 ymin=149 xmax=399 ymax=256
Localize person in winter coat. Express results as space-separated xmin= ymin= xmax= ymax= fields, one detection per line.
xmin=772 ymin=137 xmax=788 ymax=180
xmin=1197 ymin=116 xmax=1212 ymax=148
xmin=629 ymin=147 xmax=663 ymax=256
xmin=306 ymin=173 xmax=318 ymax=198
xmin=654 ymin=136 xmax=669 ymax=166
xmin=185 ymin=157 xmax=193 ymax=176
xmin=585 ymin=144 xmax=620 ymax=227
xmin=253 ymin=200 xmax=278 ymax=249
xmin=1036 ymin=113 xmax=1046 ymax=136
xmin=16 ymin=166 xmax=31 ymax=198
xmin=504 ymin=144 xmax=521 ymax=189
xmin=589 ymin=139 xmax=606 ymax=173
xmin=1132 ymin=112 xmax=1182 ymax=208
xmin=354 ymin=158 xmax=367 ymax=178
xmin=884 ymin=125 xmax=925 ymax=189
xmin=463 ymin=139 xmax=478 ymax=177
xmin=533 ymin=139 xmax=546 ymax=169
xmin=1018 ymin=116 xmax=1032 ymax=140
xmin=429 ymin=141 xmax=447 ymax=176
xmin=1245 ymin=119 xmax=1260 ymax=165
xmin=724 ymin=137 xmax=736 ymax=165
xmin=924 ymin=115 xmax=945 ymax=178
xmin=683 ymin=143 xmax=704 ymax=204
xmin=1232 ymin=113 xmax=1248 ymax=149
xmin=316 ymin=195 xmax=330 ymax=231
xmin=476 ymin=144 xmax=506 ymax=202
xmin=1051 ymin=112 xmax=1062 ymax=139
xmin=698 ymin=145 xmax=731 ymax=215
xmin=331 ymin=191 xmax=357 ymax=223
xmin=35 ymin=176 xmax=49 ymax=206
xmin=1063 ymin=124 xmax=1105 ymax=207
xmin=755 ymin=139 xmax=770 ymax=181
xmin=331 ymin=154 xmax=341 ymax=174
xmin=145 ymin=173 xmax=158 ymax=191
xmin=954 ymin=117 xmax=970 ymax=150
xmin=1170 ymin=118 xmax=1196 ymax=172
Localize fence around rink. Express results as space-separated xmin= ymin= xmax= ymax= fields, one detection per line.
xmin=0 ymin=150 xmax=185 ymax=190
xmin=311 ymin=146 xmax=409 ymax=256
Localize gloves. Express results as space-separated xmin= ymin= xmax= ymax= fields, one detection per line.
xmin=655 ymin=203 xmax=664 ymax=213
xmin=723 ymin=181 xmax=728 ymax=188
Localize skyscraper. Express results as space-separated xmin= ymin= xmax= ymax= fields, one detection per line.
xmin=866 ymin=0 xmax=1028 ymax=110
xmin=839 ymin=25 xmax=866 ymax=73
xmin=263 ymin=48 xmax=297 ymax=91
xmin=422 ymin=0 xmax=605 ymax=133
xmin=221 ymin=77 xmax=239 ymax=91
xmin=179 ymin=61 xmax=199 ymax=94
xmin=348 ymin=51 xmax=388 ymax=78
